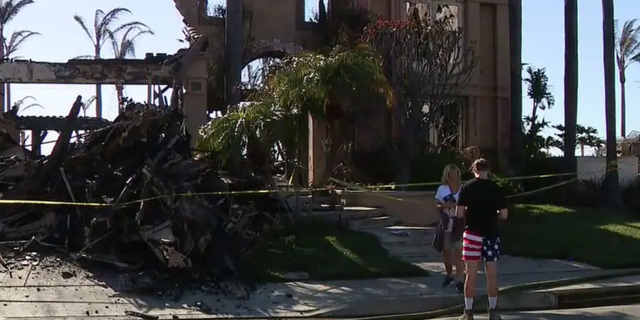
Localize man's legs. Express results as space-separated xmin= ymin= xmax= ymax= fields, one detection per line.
xmin=463 ymin=260 xmax=479 ymax=307
xmin=482 ymin=238 xmax=501 ymax=319
xmin=460 ymin=231 xmax=483 ymax=319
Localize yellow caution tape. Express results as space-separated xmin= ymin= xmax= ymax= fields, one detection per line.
xmin=0 ymin=170 xmax=606 ymax=207
xmin=352 ymin=172 xmax=580 ymax=190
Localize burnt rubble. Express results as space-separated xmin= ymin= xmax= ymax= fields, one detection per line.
xmin=0 ymin=96 xmax=287 ymax=284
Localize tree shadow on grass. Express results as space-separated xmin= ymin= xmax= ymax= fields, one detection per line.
xmin=500 ymin=204 xmax=640 ymax=268
xmin=245 ymin=217 xmax=427 ymax=282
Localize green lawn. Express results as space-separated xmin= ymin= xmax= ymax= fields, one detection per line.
xmin=246 ymin=217 xmax=428 ymax=282
xmin=501 ymin=204 xmax=640 ymax=268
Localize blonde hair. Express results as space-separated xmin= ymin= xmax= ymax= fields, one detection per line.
xmin=441 ymin=164 xmax=461 ymax=184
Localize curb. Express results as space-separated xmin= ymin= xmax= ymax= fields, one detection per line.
xmin=313 ymin=283 xmax=640 ymax=317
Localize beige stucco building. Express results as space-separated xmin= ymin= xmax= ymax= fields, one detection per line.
xmin=171 ymin=0 xmax=512 ymax=184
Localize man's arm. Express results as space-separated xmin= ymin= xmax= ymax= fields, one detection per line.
xmin=456 ymin=184 xmax=467 ymax=218
xmin=496 ymin=185 xmax=508 ymax=220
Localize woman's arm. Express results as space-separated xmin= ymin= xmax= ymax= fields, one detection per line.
xmin=434 ymin=186 xmax=454 ymax=210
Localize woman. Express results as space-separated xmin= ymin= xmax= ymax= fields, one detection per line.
xmin=433 ymin=164 xmax=464 ymax=293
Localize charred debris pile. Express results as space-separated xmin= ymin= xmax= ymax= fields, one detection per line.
xmin=0 ymin=97 xmax=288 ymax=281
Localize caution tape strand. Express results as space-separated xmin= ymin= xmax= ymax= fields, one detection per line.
xmin=0 ymin=169 xmax=611 ymax=207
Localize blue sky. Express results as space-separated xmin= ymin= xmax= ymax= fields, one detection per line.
xmin=5 ymin=0 xmax=639 ymax=153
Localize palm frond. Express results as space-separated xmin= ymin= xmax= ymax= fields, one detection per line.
xmin=95 ymin=8 xmax=132 ymax=46
xmin=4 ymin=29 xmax=39 ymax=58
xmin=0 ymin=0 xmax=34 ymax=25
xmin=81 ymin=95 xmax=96 ymax=111
xmin=110 ymin=26 xmax=153 ymax=59
xmin=70 ymin=55 xmax=94 ymax=60
xmin=110 ymin=21 xmax=150 ymax=35
xmin=12 ymin=95 xmax=43 ymax=114
xmin=616 ymin=19 xmax=640 ymax=68
xmin=73 ymin=14 xmax=96 ymax=46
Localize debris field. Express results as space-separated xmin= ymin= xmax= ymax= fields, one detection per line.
xmin=0 ymin=96 xmax=287 ymax=285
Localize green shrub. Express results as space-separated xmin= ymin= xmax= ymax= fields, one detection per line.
xmin=492 ymin=174 xmax=523 ymax=196
xmin=409 ymin=151 xmax=467 ymax=190
xmin=621 ymin=177 xmax=640 ymax=215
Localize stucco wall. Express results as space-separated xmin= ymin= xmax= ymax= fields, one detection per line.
xmin=341 ymin=191 xmax=439 ymax=226
xmin=577 ymin=156 xmax=638 ymax=186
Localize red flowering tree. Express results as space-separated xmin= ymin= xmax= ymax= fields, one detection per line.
xmin=362 ymin=8 xmax=477 ymax=183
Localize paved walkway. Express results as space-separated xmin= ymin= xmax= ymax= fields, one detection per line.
xmin=0 ymin=222 xmax=633 ymax=319
xmin=0 ymin=261 xmax=623 ymax=319
xmin=359 ymin=225 xmax=597 ymax=276
xmin=436 ymin=305 xmax=640 ymax=319
xmin=0 ymin=236 xmax=619 ymax=320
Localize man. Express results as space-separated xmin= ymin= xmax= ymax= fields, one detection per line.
xmin=455 ymin=158 xmax=508 ymax=320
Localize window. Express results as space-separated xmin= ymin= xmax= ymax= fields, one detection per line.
xmin=404 ymin=1 xmax=461 ymax=30
xmin=438 ymin=102 xmax=461 ymax=148
xmin=427 ymin=100 xmax=464 ymax=149
xmin=190 ymin=81 xmax=203 ymax=93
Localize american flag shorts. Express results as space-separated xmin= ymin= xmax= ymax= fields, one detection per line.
xmin=462 ymin=230 xmax=501 ymax=262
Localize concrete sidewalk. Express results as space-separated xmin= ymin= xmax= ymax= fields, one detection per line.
xmin=436 ymin=305 xmax=640 ymax=319
xmin=0 ymin=222 xmax=636 ymax=319
xmin=0 ymin=254 xmax=628 ymax=319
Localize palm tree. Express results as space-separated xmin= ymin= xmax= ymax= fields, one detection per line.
xmin=552 ymin=124 xmax=604 ymax=156
xmin=199 ymin=47 xmax=390 ymax=184
xmin=508 ymin=0 xmax=523 ymax=173
xmin=564 ymin=0 xmax=578 ymax=172
xmin=602 ymin=0 xmax=621 ymax=206
xmin=73 ymin=8 xmax=150 ymax=118
xmin=615 ymin=19 xmax=640 ymax=138
xmin=524 ymin=66 xmax=554 ymax=121
xmin=110 ymin=26 xmax=153 ymax=108
xmin=4 ymin=29 xmax=39 ymax=107
xmin=0 ymin=0 xmax=35 ymax=112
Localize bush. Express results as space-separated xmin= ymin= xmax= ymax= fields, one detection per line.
xmin=492 ymin=174 xmax=523 ymax=197
xmin=409 ymin=151 xmax=467 ymax=190
xmin=348 ymin=148 xmax=395 ymax=184
xmin=507 ymin=177 xmax=604 ymax=208
xmin=622 ymin=177 xmax=640 ymax=216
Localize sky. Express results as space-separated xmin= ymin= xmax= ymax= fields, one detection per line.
xmin=5 ymin=0 xmax=640 ymax=154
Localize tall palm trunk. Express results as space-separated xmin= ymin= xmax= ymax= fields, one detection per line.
xmin=5 ymin=83 xmax=11 ymax=109
xmin=619 ymin=71 xmax=626 ymax=137
xmin=602 ymin=0 xmax=622 ymax=206
xmin=564 ymin=0 xmax=578 ymax=172
xmin=116 ymin=83 xmax=124 ymax=109
xmin=94 ymin=45 xmax=102 ymax=118
xmin=0 ymin=28 xmax=5 ymax=113
xmin=225 ymin=0 xmax=243 ymax=108
xmin=224 ymin=0 xmax=244 ymax=174
xmin=508 ymin=0 xmax=523 ymax=174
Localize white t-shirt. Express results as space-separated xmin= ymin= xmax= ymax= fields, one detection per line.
xmin=435 ymin=184 xmax=460 ymax=232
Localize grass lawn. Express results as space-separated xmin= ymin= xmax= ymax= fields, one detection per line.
xmin=246 ymin=217 xmax=428 ymax=282
xmin=501 ymin=204 xmax=640 ymax=268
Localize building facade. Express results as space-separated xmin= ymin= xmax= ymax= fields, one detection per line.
xmin=173 ymin=0 xmax=512 ymax=183
xmin=363 ymin=0 xmax=511 ymax=157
